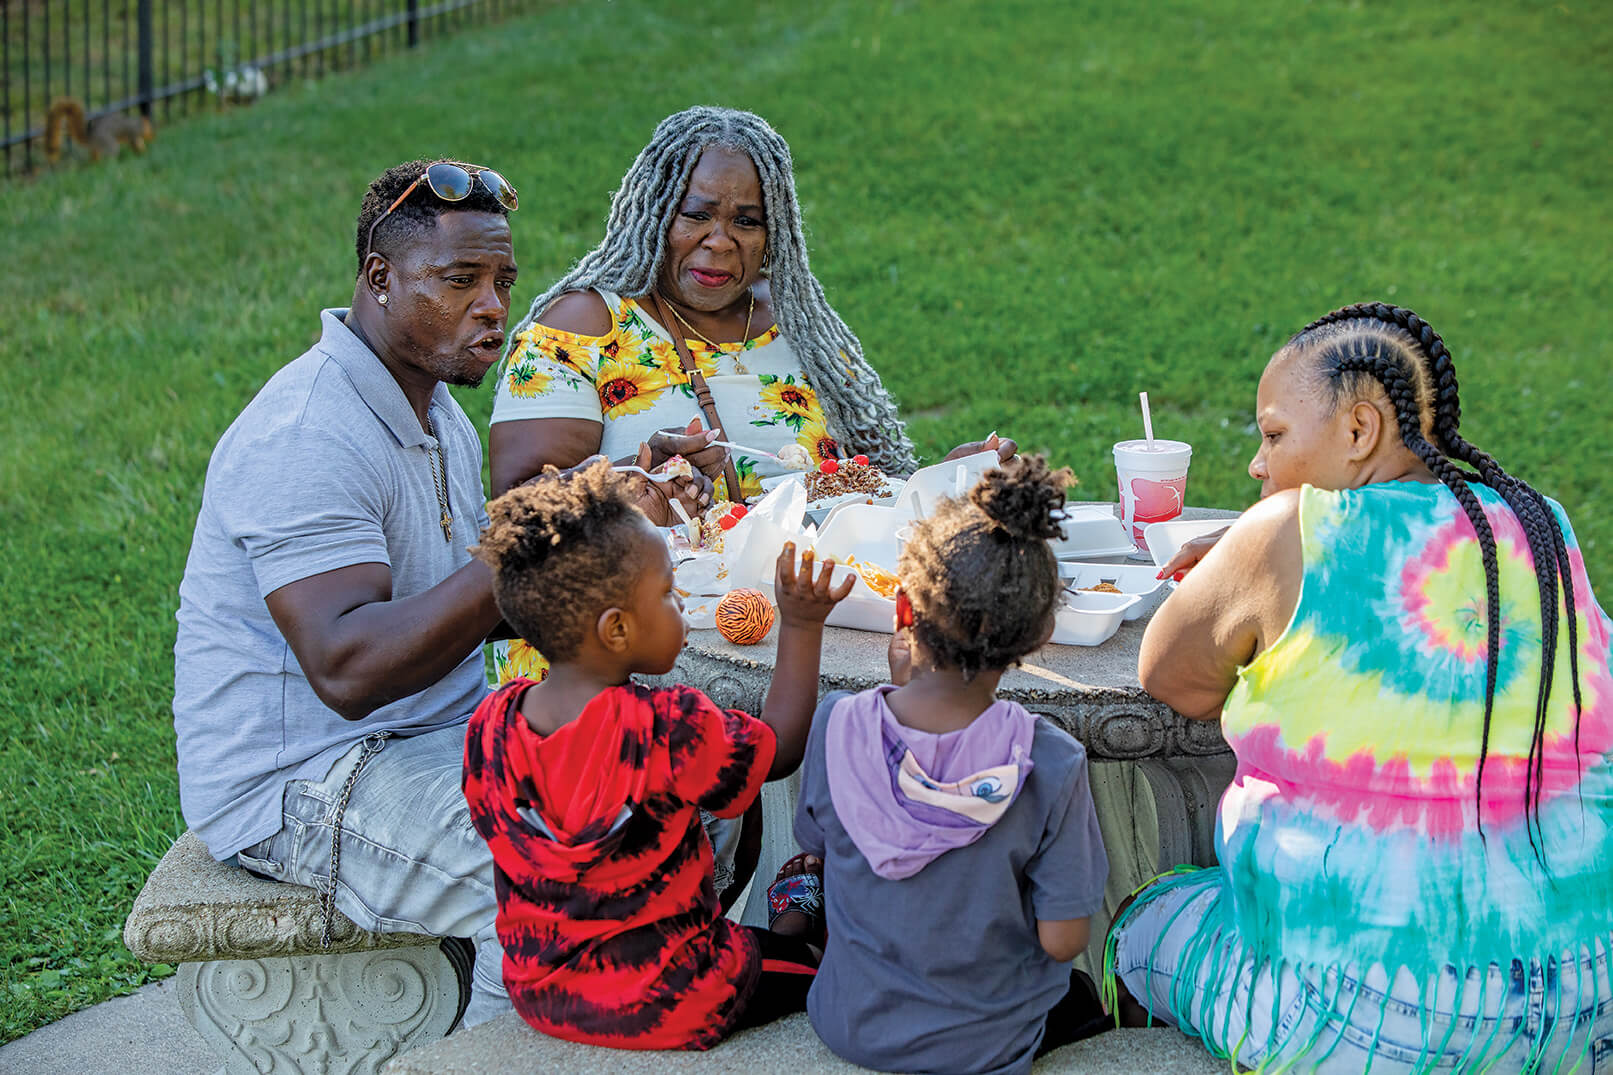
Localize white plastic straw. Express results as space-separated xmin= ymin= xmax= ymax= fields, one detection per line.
xmin=1139 ymin=391 xmax=1155 ymax=444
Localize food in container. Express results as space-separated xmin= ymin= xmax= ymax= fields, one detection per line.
xmin=697 ymin=502 xmax=748 ymax=552
xmin=843 ymin=555 xmax=901 ymax=600
xmin=759 ymin=464 xmax=906 ymax=517
xmin=804 ymin=503 xmax=905 ymax=634
xmin=1057 ymin=561 xmax=1171 ymax=621
xmin=804 ymin=456 xmax=890 ymax=502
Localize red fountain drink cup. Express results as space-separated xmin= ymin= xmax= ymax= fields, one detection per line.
xmin=1113 ymin=439 xmax=1192 ymax=554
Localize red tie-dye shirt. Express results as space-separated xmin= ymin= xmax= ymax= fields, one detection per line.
xmin=463 ymin=679 xmax=776 ymax=1050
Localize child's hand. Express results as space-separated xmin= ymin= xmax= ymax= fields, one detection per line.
xmin=762 ymin=545 xmax=856 ymax=780
xmin=775 ymin=542 xmax=855 ymax=628
xmin=887 ymin=630 xmax=914 ymax=686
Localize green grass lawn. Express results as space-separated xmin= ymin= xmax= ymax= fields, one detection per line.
xmin=2 ymin=0 xmax=1609 ymax=1043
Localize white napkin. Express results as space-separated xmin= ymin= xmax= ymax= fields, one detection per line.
xmin=724 ymin=480 xmax=809 ymax=592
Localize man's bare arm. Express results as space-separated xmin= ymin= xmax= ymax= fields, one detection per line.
xmin=265 ymin=558 xmax=500 ymax=720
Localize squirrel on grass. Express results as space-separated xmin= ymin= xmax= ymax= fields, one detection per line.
xmin=45 ymin=98 xmax=155 ymax=163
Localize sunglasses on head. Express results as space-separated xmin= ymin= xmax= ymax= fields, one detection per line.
xmin=363 ymin=161 xmax=520 ymax=260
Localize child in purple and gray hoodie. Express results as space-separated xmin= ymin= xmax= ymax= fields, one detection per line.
xmin=791 ymin=456 xmax=1111 ymax=1075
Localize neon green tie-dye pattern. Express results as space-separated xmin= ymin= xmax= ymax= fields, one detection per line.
xmin=1112 ymin=481 xmax=1613 ymax=1070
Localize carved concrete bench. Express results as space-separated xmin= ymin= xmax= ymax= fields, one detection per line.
xmin=383 ymin=1011 xmax=1225 ymax=1073
xmin=123 ymin=831 xmax=471 ymax=1074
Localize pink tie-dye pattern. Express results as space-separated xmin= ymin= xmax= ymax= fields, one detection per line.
xmin=1399 ymin=503 xmax=1540 ymax=665
xmin=1401 ymin=537 xmax=1487 ymax=665
xmin=1235 ymin=611 xmax=1613 ymax=840
xmin=1235 ymin=496 xmax=1613 ymax=839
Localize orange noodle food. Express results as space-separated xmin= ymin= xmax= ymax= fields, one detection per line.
xmin=843 ymin=555 xmax=901 ymax=600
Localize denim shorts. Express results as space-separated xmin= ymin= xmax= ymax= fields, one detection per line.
xmin=1113 ymin=879 xmax=1613 ymax=1073
xmin=236 ymin=724 xmax=511 ymax=1023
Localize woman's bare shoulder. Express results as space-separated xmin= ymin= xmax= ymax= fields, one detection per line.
xmin=1138 ymin=491 xmax=1303 ymax=717
xmin=1218 ymin=490 xmax=1304 ymax=644
xmin=1228 ymin=490 xmax=1301 ymax=553
xmin=536 ymin=290 xmax=613 ymax=337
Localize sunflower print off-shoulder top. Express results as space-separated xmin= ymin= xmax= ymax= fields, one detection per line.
xmin=491 ymin=289 xmax=844 ymax=501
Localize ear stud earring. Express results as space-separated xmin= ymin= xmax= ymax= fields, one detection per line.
xmin=377 ymin=294 xmax=388 ymax=306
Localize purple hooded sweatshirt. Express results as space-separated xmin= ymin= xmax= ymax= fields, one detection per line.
xmin=824 ymin=685 xmax=1038 ymax=879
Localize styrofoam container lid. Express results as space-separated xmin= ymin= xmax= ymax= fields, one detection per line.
xmin=812 ymin=503 xmax=905 ymax=566
xmin=1047 ymin=506 xmax=1137 ymax=560
xmin=892 ymin=450 xmax=999 ymax=520
xmin=1143 ymin=517 xmax=1238 ymax=569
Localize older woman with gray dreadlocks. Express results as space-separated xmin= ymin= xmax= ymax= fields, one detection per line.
xmin=1103 ymin=303 xmax=1613 ymax=1072
xmin=489 ymin=105 xmax=1012 ymax=512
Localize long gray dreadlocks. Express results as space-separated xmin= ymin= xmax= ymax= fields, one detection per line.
xmin=508 ymin=106 xmax=917 ymax=473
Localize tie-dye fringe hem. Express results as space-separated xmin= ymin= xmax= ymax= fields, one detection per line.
xmin=1102 ymin=867 xmax=1612 ymax=1075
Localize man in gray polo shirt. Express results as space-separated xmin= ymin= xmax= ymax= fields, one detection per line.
xmin=174 ymin=159 xmax=525 ymax=1023
xmin=176 ymin=158 xmax=723 ymax=1029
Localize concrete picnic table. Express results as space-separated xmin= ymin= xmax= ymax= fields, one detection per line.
xmin=644 ymin=503 xmax=1242 ymax=978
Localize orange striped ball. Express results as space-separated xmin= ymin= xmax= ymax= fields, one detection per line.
xmin=716 ymin=588 xmax=776 ymax=645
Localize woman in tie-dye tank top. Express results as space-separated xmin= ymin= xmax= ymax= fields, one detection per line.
xmin=1104 ymin=303 xmax=1613 ymax=1073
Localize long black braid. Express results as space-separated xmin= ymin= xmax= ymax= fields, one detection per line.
xmin=1290 ymin=304 xmax=1585 ymax=861
xmin=1397 ymin=309 xmax=1587 ymax=792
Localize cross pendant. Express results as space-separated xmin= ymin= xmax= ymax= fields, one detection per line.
xmin=440 ymin=511 xmax=453 ymax=542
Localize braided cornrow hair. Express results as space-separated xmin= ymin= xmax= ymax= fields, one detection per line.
xmin=508 ymin=106 xmax=917 ymax=474
xmin=1290 ymin=304 xmax=1584 ymax=859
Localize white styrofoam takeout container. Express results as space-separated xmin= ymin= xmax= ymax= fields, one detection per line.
xmin=1051 ymin=589 xmax=1140 ymax=646
xmin=1048 ymin=506 xmax=1138 ymax=560
xmin=1143 ymin=517 xmax=1238 ymax=569
xmin=759 ymin=473 xmax=906 ymax=524
xmin=1058 ymin=561 xmax=1170 ymax=621
xmin=890 ymin=450 xmax=1000 ymax=520
xmin=771 ymin=503 xmax=904 ymax=634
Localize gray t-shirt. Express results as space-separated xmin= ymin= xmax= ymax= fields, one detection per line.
xmin=174 ymin=309 xmax=491 ymax=860
xmin=795 ymin=690 xmax=1108 ymax=1075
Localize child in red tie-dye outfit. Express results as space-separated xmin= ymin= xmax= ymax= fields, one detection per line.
xmin=462 ymin=460 xmax=852 ymax=1049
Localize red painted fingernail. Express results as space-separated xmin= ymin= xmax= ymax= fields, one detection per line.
xmin=1155 ymin=570 xmax=1167 ymax=579
xmin=1172 ymin=571 xmax=1185 ymax=582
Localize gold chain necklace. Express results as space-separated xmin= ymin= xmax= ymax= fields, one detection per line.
xmin=424 ymin=414 xmax=452 ymax=543
xmin=658 ymin=288 xmax=755 ymax=353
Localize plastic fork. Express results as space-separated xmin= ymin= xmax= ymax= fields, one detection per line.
xmin=613 ymin=464 xmax=682 ymax=484
xmin=706 ymin=440 xmax=789 ymax=465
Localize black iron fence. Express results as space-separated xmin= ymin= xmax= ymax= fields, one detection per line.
xmin=3 ymin=0 xmax=538 ymax=177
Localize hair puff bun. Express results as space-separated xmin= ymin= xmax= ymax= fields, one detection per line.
xmin=969 ymin=455 xmax=1075 ymax=543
